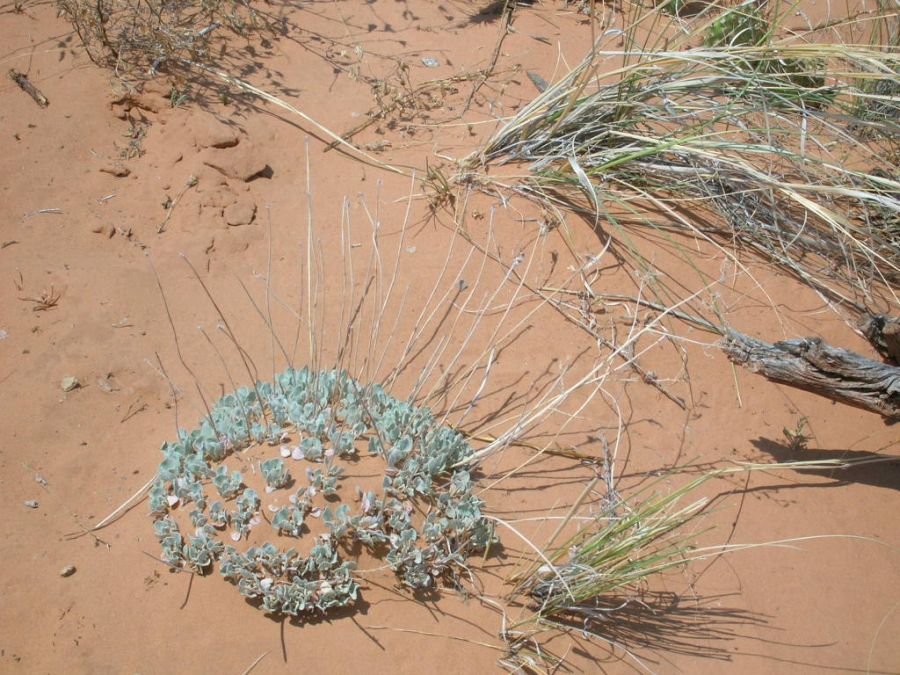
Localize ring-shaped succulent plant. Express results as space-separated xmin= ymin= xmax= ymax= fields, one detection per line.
xmin=149 ymin=368 xmax=495 ymax=618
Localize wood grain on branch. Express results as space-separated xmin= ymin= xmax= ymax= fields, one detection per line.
xmin=860 ymin=313 xmax=900 ymax=363
xmin=723 ymin=328 xmax=900 ymax=420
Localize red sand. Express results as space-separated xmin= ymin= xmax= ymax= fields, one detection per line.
xmin=1 ymin=2 xmax=897 ymax=673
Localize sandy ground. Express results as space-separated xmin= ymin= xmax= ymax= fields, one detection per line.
xmin=1 ymin=2 xmax=898 ymax=673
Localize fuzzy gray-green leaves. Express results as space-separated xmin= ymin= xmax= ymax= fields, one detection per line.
xmin=149 ymin=367 xmax=494 ymax=619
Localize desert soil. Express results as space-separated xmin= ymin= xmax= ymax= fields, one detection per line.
xmin=1 ymin=2 xmax=898 ymax=673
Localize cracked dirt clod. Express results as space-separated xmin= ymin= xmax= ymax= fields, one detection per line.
xmin=199 ymin=185 xmax=238 ymax=209
xmin=224 ymin=198 xmax=257 ymax=226
xmin=201 ymin=143 xmax=269 ymax=182
xmin=99 ymin=161 xmax=131 ymax=177
xmin=191 ymin=116 xmax=239 ymax=149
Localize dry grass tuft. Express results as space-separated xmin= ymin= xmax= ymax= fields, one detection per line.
xmin=463 ymin=7 xmax=900 ymax=324
xmin=57 ymin=0 xmax=274 ymax=86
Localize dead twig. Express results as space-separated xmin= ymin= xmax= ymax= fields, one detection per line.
xmin=8 ymin=69 xmax=49 ymax=107
xmin=23 ymin=208 xmax=63 ymax=219
xmin=141 ymin=550 xmax=194 ymax=574
xmin=617 ymin=341 xmax=687 ymax=410
xmin=120 ymin=398 xmax=148 ymax=423
xmin=326 ymin=70 xmax=486 ymax=152
xmin=18 ymin=286 xmax=61 ymax=311
xmin=158 ymin=176 xmax=197 ymax=233
xmin=240 ymin=652 xmax=270 ymax=675
xmin=463 ymin=0 xmax=516 ymax=114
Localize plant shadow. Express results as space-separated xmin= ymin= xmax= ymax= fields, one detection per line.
xmin=751 ymin=437 xmax=900 ymax=492
xmin=555 ymin=591 xmax=771 ymax=666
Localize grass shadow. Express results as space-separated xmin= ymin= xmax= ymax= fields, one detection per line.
xmin=751 ymin=437 xmax=900 ymax=492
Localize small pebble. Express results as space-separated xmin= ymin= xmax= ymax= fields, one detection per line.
xmin=24 ymin=500 xmax=38 ymax=509
xmin=60 ymin=565 xmax=76 ymax=577
xmin=61 ymin=376 xmax=80 ymax=392
xmin=35 ymin=474 xmax=48 ymax=486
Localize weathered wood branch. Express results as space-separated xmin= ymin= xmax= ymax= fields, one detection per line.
xmin=723 ymin=329 xmax=900 ymax=420
xmin=860 ymin=313 xmax=900 ymax=363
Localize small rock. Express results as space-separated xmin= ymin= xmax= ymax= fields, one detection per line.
xmin=60 ymin=565 xmax=76 ymax=578
xmin=99 ymin=161 xmax=131 ymax=177
xmin=61 ymin=376 xmax=80 ymax=392
xmin=224 ymin=198 xmax=257 ymax=226
xmin=201 ymin=144 xmax=270 ymax=182
xmin=97 ymin=377 xmax=114 ymax=393
xmin=24 ymin=500 xmax=38 ymax=509
xmin=35 ymin=474 xmax=48 ymax=487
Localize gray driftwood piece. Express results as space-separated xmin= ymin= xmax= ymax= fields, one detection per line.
xmin=860 ymin=314 xmax=900 ymax=363
xmin=723 ymin=329 xmax=900 ymax=420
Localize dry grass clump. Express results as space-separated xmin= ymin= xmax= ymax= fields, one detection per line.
xmin=499 ymin=471 xmax=720 ymax=671
xmin=57 ymin=0 xmax=274 ymax=85
xmin=495 ymin=452 xmax=896 ymax=672
xmin=464 ymin=7 xmax=900 ymax=320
